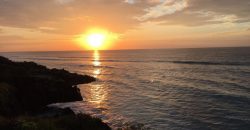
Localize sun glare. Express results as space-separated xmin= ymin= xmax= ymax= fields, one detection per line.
xmin=75 ymin=28 xmax=118 ymax=50
xmin=87 ymin=33 xmax=105 ymax=49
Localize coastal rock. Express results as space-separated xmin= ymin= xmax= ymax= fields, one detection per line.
xmin=0 ymin=56 xmax=95 ymax=114
xmin=0 ymin=82 xmax=21 ymax=116
xmin=0 ymin=56 xmax=111 ymax=130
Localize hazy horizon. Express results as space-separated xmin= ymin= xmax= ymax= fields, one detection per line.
xmin=1 ymin=45 xmax=250 ymax=53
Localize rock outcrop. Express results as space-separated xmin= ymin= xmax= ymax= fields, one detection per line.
xmin=0 ymin=56 xmax=95 ymax=114
xmin=0 ymin=56 xmax=111 ymax=130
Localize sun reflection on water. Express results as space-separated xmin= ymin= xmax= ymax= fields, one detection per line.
xmin=89 ymin=84 xmax=107 ymax=105
xmin=93 ymin=50 xmax=101 ymax=67
xmin=93 ymin=69 xmax=101 ymax=75
xmin=88 ymin=50 xmax=107 ymax=107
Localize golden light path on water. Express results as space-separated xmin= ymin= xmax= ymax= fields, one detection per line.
xmin=88 ymin=50 xmax=107 ymax=108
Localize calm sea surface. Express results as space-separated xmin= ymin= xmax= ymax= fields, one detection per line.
xmin=1 ymin=47 xmax=250 ymax=130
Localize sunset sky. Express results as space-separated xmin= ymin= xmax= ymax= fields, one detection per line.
xmin=0 ymin=0 xmax=250 ymax=51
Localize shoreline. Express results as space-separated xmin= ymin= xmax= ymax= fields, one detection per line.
xmin=0 ymin=56 xmax=111 ymax=130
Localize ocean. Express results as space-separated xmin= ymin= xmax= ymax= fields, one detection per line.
xmin=1 ymin=47 xmax=250 ymax=130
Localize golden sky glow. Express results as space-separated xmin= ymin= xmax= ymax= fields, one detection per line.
xmin=0 ymin=0 xmax=250 ymax=51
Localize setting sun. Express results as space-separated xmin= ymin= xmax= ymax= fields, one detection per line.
xmin=75 ymin=28 xmax=119 ymax=50
xmin=86 ymin=33 xmax=106 ymax=49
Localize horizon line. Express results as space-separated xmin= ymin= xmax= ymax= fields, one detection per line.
xmin=0 ymin=46 xmax=250 ymax=53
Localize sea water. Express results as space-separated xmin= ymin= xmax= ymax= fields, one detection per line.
xmin=1 ymin=47 xmax=250 ymax=130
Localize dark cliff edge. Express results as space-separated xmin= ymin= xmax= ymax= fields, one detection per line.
xmin=0 ymin=56 xmax=111 ymax=130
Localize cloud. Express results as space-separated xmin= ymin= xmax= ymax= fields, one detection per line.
xmin=0 ymin=35 xmax=28 ymax=46
xmin=137 ymin=0 xmax=188 ymax=21
xmin=0 ymin=0 xmax=249 ymax=36
xmin=0 ymin=0 xmax=145 ymax=35
xmin=124 ymin=0 xmax=135 ymax=4
xmin=55 ymin=0 xmax=74 ymax=5
xmin=142 ymin=0 xmax=250 ymax=26
xmin=124 ymin=0 xmax=164 ymax=4
xmin=0 ymin=35 xmax=26 ymax=40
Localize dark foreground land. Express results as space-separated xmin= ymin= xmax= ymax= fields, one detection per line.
xmin=0 ymin=56 xmax=111 ymax=130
